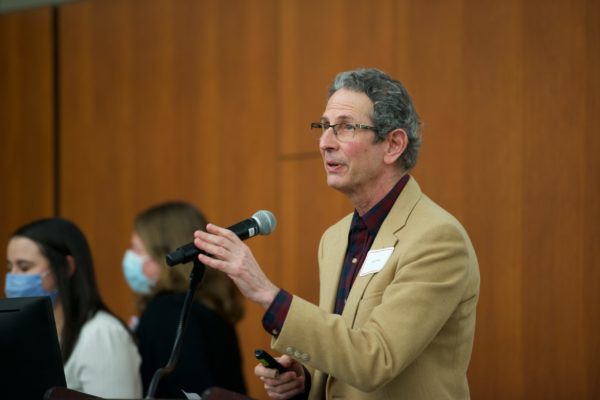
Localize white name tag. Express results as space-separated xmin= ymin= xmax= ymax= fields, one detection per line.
xmin=359 ymin=247 xmax=394 ymax=276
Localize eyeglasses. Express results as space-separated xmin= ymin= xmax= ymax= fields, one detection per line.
xmin=310 ymin=122 xmax=376 ymax=142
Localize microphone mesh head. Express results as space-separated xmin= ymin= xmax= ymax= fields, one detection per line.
xmin=252 ymin=210 xmax=277 ymax=235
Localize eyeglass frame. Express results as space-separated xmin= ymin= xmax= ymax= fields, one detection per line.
xmin=310 ymin=121 xmax=377 ymax=141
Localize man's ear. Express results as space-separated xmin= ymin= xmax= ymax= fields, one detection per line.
xmin=66 ymin=255 xmax=76 ymax=277
xmin=383 ymin=128 xmax=408 ymax=165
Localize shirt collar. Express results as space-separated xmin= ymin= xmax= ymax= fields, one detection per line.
xmin=351 ymin=174 xmax=411 ymax=237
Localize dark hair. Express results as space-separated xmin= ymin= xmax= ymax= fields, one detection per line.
xmin=134 ymin=201 xmax=245 ymax=325
xmin=12 ymin=217 xmax=119 ymax=362
xmin=329 ymin=68 xmax=422 ymax=170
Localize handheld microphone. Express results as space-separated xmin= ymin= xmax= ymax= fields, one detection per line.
xmin=165 ymin=210 xmax=276 ymax=266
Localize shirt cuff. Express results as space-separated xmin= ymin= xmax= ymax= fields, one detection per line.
xmin=262 ymin=289 xmax=292 ymax=337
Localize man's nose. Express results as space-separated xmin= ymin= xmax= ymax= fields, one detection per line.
xmin=319 ymin=127 xmax=337 ymax=149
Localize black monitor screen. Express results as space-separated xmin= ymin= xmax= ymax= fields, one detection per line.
xmin=0 ymin=296 xmax=67 ymax=399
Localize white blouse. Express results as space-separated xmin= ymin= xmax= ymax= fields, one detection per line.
xmin=64 ymin=310 xmax=142 ymax=398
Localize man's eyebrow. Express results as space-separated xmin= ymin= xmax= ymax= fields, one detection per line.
xmin=320 ymin=114 xmax=354 ymax=123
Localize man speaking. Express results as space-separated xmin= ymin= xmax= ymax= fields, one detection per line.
xmin=193 ymin=68 xmax=480 ymax=400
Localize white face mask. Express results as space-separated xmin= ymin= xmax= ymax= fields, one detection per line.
xmin=122 ymin=250 xmax=156 ymax=294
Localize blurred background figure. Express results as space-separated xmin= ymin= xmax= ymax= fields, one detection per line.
xmin=124 ymin=201 xmax=246 ymax=398
xmin=4 ymin=217 xmax=142 ymax=398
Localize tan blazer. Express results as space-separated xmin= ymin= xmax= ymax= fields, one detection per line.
xmin=272 ymin=178 xmax=480 ymax=400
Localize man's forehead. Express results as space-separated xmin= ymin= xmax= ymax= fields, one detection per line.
xmin=323 ymin=89 xmax=373 ymax=119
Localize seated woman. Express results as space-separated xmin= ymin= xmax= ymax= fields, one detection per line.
xmin=123 ymin=201 xmax=246 ymax=398
xmin=4 ymin=217 xmax=142 ymax=398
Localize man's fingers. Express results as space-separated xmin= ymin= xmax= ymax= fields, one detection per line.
xmin=194 ymin=225 xmax=246 ymax=257
xmin=264 ymin=375 xmax=305 ymax=398
xmin=254 ymin=363 xmax=280 ymax=380
xmin=193 ymin=237 xmax=227 ymax=260
xmin=205 ymin=223 xmax=242 ymax=242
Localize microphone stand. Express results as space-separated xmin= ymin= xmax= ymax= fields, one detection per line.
xmin=145 ymin=258 xmax=206 ymax=399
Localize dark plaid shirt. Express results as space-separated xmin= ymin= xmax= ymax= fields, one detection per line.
xmin=262 ymin=174 xmax=410 ymax=335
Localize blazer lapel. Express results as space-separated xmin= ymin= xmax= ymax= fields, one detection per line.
xmin=341 ymin=178 xmax=423 ymax=327
xmin=320 ymin=214 xmax=352 ymax=312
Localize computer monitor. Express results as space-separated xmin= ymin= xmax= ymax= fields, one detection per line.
xmin=0 ymin=296 xmax=67 ymax=399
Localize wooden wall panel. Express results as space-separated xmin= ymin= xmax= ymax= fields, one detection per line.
xmin=1 ymin=0 xmax=599 ymax=399
xmin=583 ymin=1 xmax=600 ymax=395
xmin=58 ymin=0 xmax=277 ymax=396
xmin=394 ymin=0 xmax=469 ymax=216
xmin=278 ymin=0 xmax=396 ymax=157
xmin=460 ymin=1 xmax=526 ymax=398
xmin=0 ymin=7 xmax=54 ymax=294
xmin=520 ymin=2 xmax=591 ymax=397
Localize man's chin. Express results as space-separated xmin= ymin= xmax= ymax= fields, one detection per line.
xmin=326 ymin=177 xmax=346 ymax=191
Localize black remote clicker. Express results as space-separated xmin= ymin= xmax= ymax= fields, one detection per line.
xmin=255 ymin=348 xmax=287 ymax=373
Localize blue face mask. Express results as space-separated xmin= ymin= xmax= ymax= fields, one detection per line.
xmin=122 ymin=250 xmax=156 ymax=294
xmin=4 ymin=272 xmax=60 ymax=304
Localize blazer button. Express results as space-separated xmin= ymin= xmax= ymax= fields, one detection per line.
xmin=285 ymin=346 xmax=295 ymax=355
xmin=294 ymin=351 xmax=302 ymax=359
xmin=301 ymin=353 xmax=310 ymax=362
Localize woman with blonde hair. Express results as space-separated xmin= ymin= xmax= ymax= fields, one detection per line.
xmin=122 ymin=201 xmax=246 ymax=398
